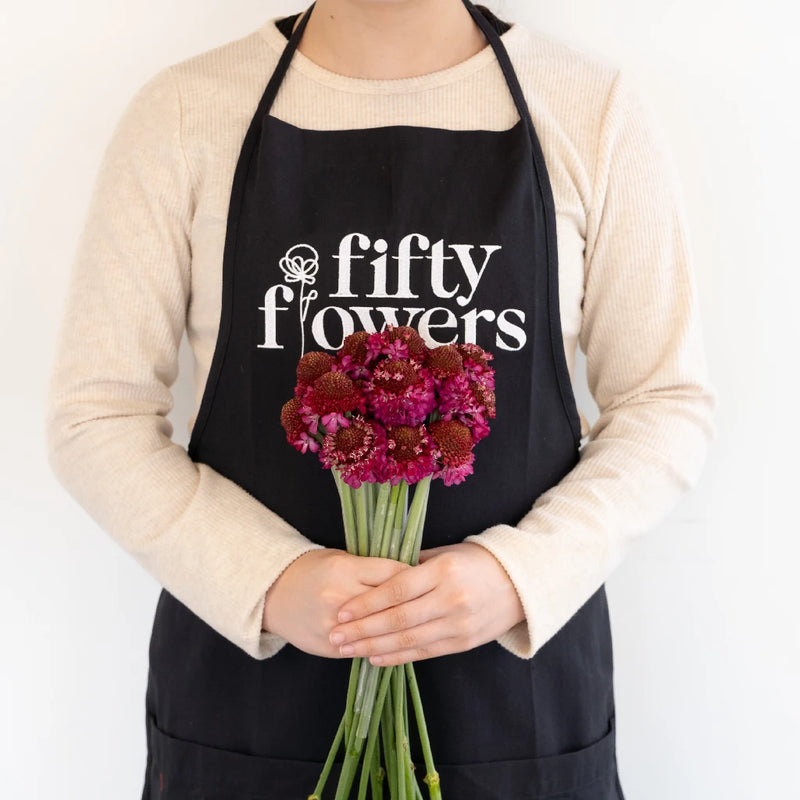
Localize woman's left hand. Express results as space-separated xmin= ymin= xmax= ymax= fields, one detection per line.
xmin=328 ymin=541 xmax=525 ymax=666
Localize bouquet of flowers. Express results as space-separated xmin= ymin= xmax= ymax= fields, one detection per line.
xmin=280 ymin=325 xmax=496 ymax=800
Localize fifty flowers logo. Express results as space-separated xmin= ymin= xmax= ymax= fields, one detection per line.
xmin=258 ymin=232 xmax=529 ymax=356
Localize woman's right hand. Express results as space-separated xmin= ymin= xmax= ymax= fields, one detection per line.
xmin=262 ymin=549 xmax=411 ymax=658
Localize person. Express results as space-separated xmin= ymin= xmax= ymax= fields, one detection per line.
xmin=45 ymin=1 xmax=717 ymax=797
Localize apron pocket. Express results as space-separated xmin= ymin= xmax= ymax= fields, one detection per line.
xmin=434 ymin=715 xmax=619 ymax=800
xmin=145 ymin=712 xmax=620 ymax=800
xmin=145 ymin=713 xmax=343 ymax=799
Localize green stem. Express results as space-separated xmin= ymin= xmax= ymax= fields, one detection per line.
xmin=393 ymin=666 xmax=407 ymax=800
xmin=388 ymin=481 xmax=408 ymax=560
xmin=399 ymin=476 xmax=431 ymax=565
xmin=334 ymin=722 xmax=363 ymax=800
xmin=370 ymin=738 xmax=384 ymax=800
xmin=355 ymin=663 xmax=381 ymax=740
xmin=381 ymin=681 xmax=398 ymax=799
xmin=351 ymin=656 xmax=371 ymax=727
xmin=355 ymin=484 xmax=369 ymax=556
xmin=366 ymin=481 xmax=374 ymax=548
xmin=344 ymin=657 xmax=361 ymax=744
xmin=379 ymin=483 xmax=401 ymax=558
xmin=333 ymin=469 xmax=357 ymax=554
xmin=405 ymin=662 xmax=441 ymax=799
xmin=343 ymin=657 xmax=370 ymax=778
xmin=356 ymin=667 xmax=392 ymax=800
xmin=338 ymin=661 xmax=383 ymax=800
xmin=410 ymin=492 xmax=429 ymax=567
xmin=309 ymin=711 xmax=346 ymax=800
xmin=403 ymin=673 xmax=415 ymax=797
xmin=369 ymin=482 xmax=392 ymax=557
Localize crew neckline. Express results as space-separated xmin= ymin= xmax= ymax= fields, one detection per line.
xmin=257 ymin=14 xmax=522 ymax=95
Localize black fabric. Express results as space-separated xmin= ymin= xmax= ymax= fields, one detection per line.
xmin=142 ymin=2 xmax=624 ymax=797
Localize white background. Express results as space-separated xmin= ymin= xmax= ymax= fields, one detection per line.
xmin=2 ymin=0 xmax=797 ymax=797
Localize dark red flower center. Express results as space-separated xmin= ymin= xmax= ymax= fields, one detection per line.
xmin=373 ymin=359 xmax=417 ymax=392
xmin=456 ymin=342 xmax=490 ymax=369
xmin=425 ymin=345 xmax=464 ymax=377
xmin=388 ymin=425 xmax=424 ymax=461
xmin=297 ymin=351 xmax=334 ymax=384
xmin=430 ymin=419 xmax=474 ymax=463
xmin=313 ymin=370 xmax=357 ymax=400
xmin=340 ymin=330 xmax=370 ymax=364
xmin=333 ymin=425 xmax=370 ymax=457
xmin=280 ymin=397 xmax=305 ymax=436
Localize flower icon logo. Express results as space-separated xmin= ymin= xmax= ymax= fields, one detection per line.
xmin=279 ymin=244 xmax=319 ymax=357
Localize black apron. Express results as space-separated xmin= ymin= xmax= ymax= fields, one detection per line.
xmin=142 ymin=2 xmax=625 ymax=797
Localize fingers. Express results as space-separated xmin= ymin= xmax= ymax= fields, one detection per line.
xmin=330 ymin=593 xmax=443 ymax=647
xmin=336 ymin=618 xmax=461 ymax=665
xmin=337 ymin=562 xmax=437 ymax=623
xmin=368 ymin=642 xmax=456 ymax=667
xmin=352 ymin=554 xmax=412 ymax=586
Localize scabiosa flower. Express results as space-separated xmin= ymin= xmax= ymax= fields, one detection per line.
xmin=295 ymin=351 xmax=335 ymax=398
xmin=367 ymin=358 xmax=436 ymax=427
xmin=472 ymin=382 xmax=496 ymax=419
xmin=383 ymin=425 xmax=437 ymax=485
xmin=320 ymin=417 xmax=387 ymax=488
xmin=366 ymin=325 xmax=428 ymax=364
xmin=429 ymin=418 xmax=475 ymax=486
xmin=302 ymin=371 xmax=366 ymax=418
xmin=452 ymin=408 xmax=491 ymax=444
xmin=455 ymin=342 xmax=495 ymax=391
xmin=280 ymin=397 xmax=320 ymax=453
xmin=437 ymin=371 xmax=473 ymax=416
xmin=438 ymin=377 xmax=495 ymax=443
xmin=424 ymin=345 xmax=464 ymax=380
xmin=336 ymin=330 xmax=372 ymax=380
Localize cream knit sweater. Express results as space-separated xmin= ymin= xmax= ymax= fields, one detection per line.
xmin=45 ymin=11 xmax=717 ymax=661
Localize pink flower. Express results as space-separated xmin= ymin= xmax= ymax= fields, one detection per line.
xmin=301 ymin=408 xmax=320 ymax=435
xmin=320 ymin=411 xmax=351 ymax=434
xmin=280 ymin=397 xmax=320 ymax=453
xmin=295 ymin=431 xmax=321 ymax=454
xmin=282 ymin=331 xmax=495 ymax=489
xmin=336 ymin=331 xmax=373 ymax=380
xmin=430 ymin=419 xmax=475 ymax=486
xmin=471 ymin=382 xmax=497 ymax=419
xmin=302 ymin=371 xmax=365 ymax=417
xmin=438 ymin=377 xmax=495 ymax=443
xmin=366 ymin=358 xmax=436 ymax=427
xmin=382 ymin=425 xmax=437 ymax=485
xmin=455 ymin=343 xmax=495 ymax=390
xmin=366 ymin=325 xmax=428 ymax=364
xmin=437 ymin=372 xmax=473 ymax=416
xmin=320 ymin=417 xmax=387 ymax=488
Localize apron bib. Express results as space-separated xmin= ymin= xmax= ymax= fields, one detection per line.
xmin=142 ymin=2 xmax=624 ymax=797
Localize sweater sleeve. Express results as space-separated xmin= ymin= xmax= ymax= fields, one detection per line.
xmin=463 ymin=69 xmax=718 ymax=659
xmin=44 ymin=66 xmax=324 ymax=660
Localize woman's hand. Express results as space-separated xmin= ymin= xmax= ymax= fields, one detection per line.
xmin=327 ymin=542 xmax=525 ymax=666
xmin=262 ymin=549 xmax=411 ymax=658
